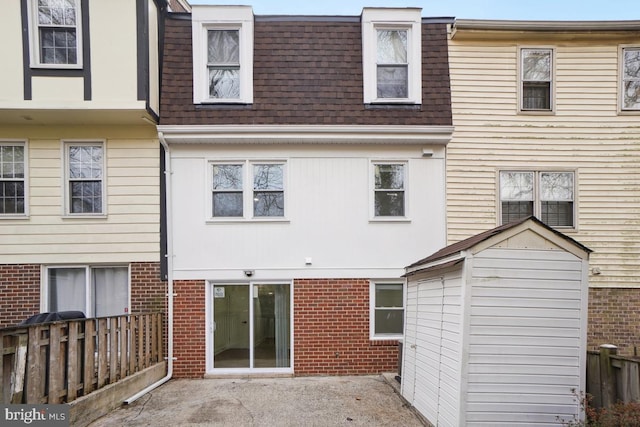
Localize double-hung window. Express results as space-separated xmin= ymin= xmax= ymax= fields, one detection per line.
xmin=370 ymin=282 xmax=404 ymax=340
xmin=520 ymin=48 xmax=553 ymax=112
xmin=29 ymin=0 xmax=82 ymax=68
xmin=45 ymin=266 xmax=129 ymax=318
xmin=211 ymin=161 xmax=285 ymax=220
xmin=65 ymin=142 xmax=105 ymax=215
xmin=373 ymin=163 xmax=406 ymax=218
xmin=621 ymin=47 xmax=640 ymax=110
xmin=362 ymin=8 xmax=422 ymax=104
xmin=0 ymin=142 xmax=26 ymax=216
xmin=192 ymin=6 xmax=254 ymax=104
xmin=500 ymin=170 xmax=575 ymax=228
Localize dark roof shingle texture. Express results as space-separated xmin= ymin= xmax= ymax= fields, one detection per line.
xmin=160 ymin=16 xmax=452 ymax=126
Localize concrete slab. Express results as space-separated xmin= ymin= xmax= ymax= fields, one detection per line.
xmin=87 ymin=375 xmax=423 ymax=426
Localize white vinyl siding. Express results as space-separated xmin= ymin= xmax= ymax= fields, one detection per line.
xmin=0 ymin=133 xmax=160 ymax=264
xmin=447 ymin=35 xmax=640 ymax=288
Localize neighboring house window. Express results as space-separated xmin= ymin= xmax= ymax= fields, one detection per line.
xmin=65 ymin=142 xmax=105 ymax=215
xmin=29 ymin=0 xmax=82 ymax=68
xmin=211 ymin=161 xmax=285 ymax=220
xmin=362 ymin=8 xmax=422 ymax=104
xmin=500 ymin=171 xmax=574 ymax=228
xmin=370 ymin=282 xmax=404 ymax=339
xmin=192 ymin=6 xmax=254 ymax=104
xmin=46 ymin=266 xmax=129 ymax=317
xmin=520 ymin=48 xmax=553 ymax=111
xmin=374 ymin=163 xmax=405 ymax=217
xmin=0 ymin=142 xmax=26 ymax=216
xmin=622 ymin=47 xmax=640 ymax=110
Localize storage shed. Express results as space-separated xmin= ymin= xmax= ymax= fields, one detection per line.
xmin=401 ymin=217 xmax=591 ymax=426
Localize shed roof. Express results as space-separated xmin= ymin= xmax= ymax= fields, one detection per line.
xmin=406 ymin=216 xmax=592 ymax=274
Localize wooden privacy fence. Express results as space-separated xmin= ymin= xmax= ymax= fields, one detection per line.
xmin=587 ymin=344 xmax=640 ymax=409
xmin=0 ymin=313 xmax=163 ymax=405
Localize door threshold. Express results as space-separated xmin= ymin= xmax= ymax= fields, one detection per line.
xmin=204 ymin=372 xmax=294 ymax=379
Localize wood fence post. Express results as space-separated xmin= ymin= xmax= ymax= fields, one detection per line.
xmin=600 ymin=344 xmax=618 ymax=408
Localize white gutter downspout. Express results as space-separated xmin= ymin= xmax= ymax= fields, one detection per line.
xmin=124 ymin=131 xmax=175 ymax=404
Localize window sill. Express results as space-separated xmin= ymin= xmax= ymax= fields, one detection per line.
xmin=62 ymin=214 xmax=108 ymax=220
xmin=618 ymin=109 xmax=640 ymax=115
xmin=195 ymin=102 xmax=253 ymax=110
xmin=365 ymin=103 xmax=421 ymax=110
xmin=207 ymin=218 xmax=290 ymax=224
xmin=370 ymin=337 xmax=401 ymax=345
xmin=0 ymin=214 xmax=29 ymax=220
xmin=369 ymin=217 xmax=411 ymax=223
xmin=518 ymin=109 xmax=555 ymax=115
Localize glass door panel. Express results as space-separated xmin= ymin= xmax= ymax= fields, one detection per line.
xmin=253 ymin=284 xmax=290 ymax=368
xmin=213 ymin=284 xmax=250 ymax=368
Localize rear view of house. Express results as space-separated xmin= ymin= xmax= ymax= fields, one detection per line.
xmin=160 ymin=6 xmax=453 ymax=377
xmin=0 ymin=0 xmax=167 ymax=326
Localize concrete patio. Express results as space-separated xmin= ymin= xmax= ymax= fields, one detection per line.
xmin=87 ymin=374 xmax=424 ymax=426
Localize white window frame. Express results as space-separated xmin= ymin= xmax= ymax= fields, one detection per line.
xmin=207 ymin=159 xmax=287 ymax=222
xmin=362 ymin=8 xmax=422 ymax=104
xmin=41 ymin=265 xmax=131 ymax=318
xmin=27 ymin=0 xmax=83 ymax=69
xmin=620 ymin=45 xmax=640 ymax=112
xmin=62 ymin=140 xmax=106 ymax=217
xmin=498 ymin=169 xmax=577 ymax=230
xmin=192 ymin=5 xmax=254 ymax=104
xmin=370 ymin=160 xmax=409 ymax=221
xmin=0 ymin=140 xmax=29 ymax=218
xmin=518 ymin=46 xmax=555 ymax=113
xmin=369 ymin=280 xmax=405 ymax=341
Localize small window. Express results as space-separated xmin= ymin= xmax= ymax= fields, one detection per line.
xmin=210 ymin=160 xmax=285 ymax=220
xmin=370 ymin=282 xmax=404 ymax=339
xmin=253 ymin=164 xmax=284 ymax=217
xmin=520 ymin=48 xmax=553 ymax=111
xmin=374 ymin=163 xmax=405 ymax=217
xmin=29 ymin=0 xmax=82 ymax=68
xmin=0 ymin=142 xmax=26 ymax=216
xmin=377 ymin=29 xmax=408 ymax=99
xmin=500 ymin=170 xmax=574 ymax=228
xmin=208 ymin=29 xmax=240 ymax=99
xmin=46 ymin=266 xmax=129 ymax=317
xmin=65 ymin=142 xmax=105 ymax=215
xmin=622 ymin=47 xmax=640 ymax=110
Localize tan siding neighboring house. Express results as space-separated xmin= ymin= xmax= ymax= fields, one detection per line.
xmin=447 ymin=21 xmax=640 ymax=354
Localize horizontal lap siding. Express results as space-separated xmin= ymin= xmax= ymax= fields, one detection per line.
xmin=447 ymin=39 xmax=640 ymax=288
xmin=0 ymin=136 xmax=160 ymax=263
xmin=466 ymin=248 xmax=583 ymax=426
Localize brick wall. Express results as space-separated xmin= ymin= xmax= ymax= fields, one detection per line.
xmin=0 ymin=264 xmax=41 ymax=328
xmin=130 ymin=262 xmax=167 ymax=314
xmin=588 ymin=287 xmax=640 ymax=356
xmin=173 ymin=280 xmax=206 ymax=378
xmin=294 ymin=279 xmax=399 ymax=375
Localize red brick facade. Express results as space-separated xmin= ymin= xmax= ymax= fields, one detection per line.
xmin=172 ymin=280 xmax=206 ymax=378
xmin=294 ymin=279 xmax=399 ymax=376
xmin=588 ymin=287 xmax=640 ymax=356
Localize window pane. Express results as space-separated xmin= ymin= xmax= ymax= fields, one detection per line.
xmin=0 ymin=182 xmax=25 ymax=214
xmin=623 ymin=48 xmax=640 ymax=79
xmin=375 ymin=191 xmax=405 ymax=216
xmin=254 ymin=164 xmax=283 ymax=190
xmin=39 ymin=28 xmax=77 ymax=65
xmin=500 ymin=172 xmax=533 ymax=201
xmin=213 ymin=164 xmax=242 ymax=190
xmin=377 ymin=30 xmax=407 ymax=64
xmin=208 ymin=30 xmax=239 ymax=64
xmin=254 ymin=192 xmax=284 ymax=217
xmin=69 ymin=145 xmax=102 ymax=179
xmin=93 ymin=267 xmax=128 ymax=317
xmin=377 ymin=65 xmax=408 ymax=98
xmin=522 ymin=82 xmax=551 ymax=110
xmin=375 ymin=309 xmax=403 ymax=335
xmin=376 ymin=284 xmax=403 ymax=308
xmin=213 ymin=192 xmax=243 ymax=217
xmin=542 ymin=201 xmax=573 ymax=227
xmin=501 ymin=201 xmax=533 ymax=224
xmin=0 ymin=146 xmax=24 ymax=179
xmin=375 ymin=164 xmax=404 ymax=190
xmin=49 ymin=268 xmax=86 ymax=314
xmin=70 ymin=181 xmax=102 ymax=213
xmin=522 ymin=49 xmax=551 ymax=81
xmin=623 ymin=80 xmax=640 ymax=110
xmin=540 ymin=172 xmax=573 ymax=201
xmin=209 ymin=68 xmax=240 ymax=99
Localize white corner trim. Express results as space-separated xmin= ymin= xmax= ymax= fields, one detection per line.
xmin=157 ymin=125 xmax=454 ymax=145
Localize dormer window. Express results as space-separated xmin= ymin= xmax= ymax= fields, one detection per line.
xmin=192 ymin=6 xmax=254 ymax=104
xmin=362 ymin=8 xmax=422 ymax=104
xmin=28 ymin=0 xmax=83 ymax=68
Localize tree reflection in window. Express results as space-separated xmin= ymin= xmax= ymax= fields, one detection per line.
xmin=253 ymin=164 xmax=284 ymax=217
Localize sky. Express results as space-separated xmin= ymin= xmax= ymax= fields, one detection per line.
xmin=187 ymin=0 xmax=640 ymax=20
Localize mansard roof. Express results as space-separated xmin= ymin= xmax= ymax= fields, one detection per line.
xmin=160 ymin=13 xmax=453 ymax=127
